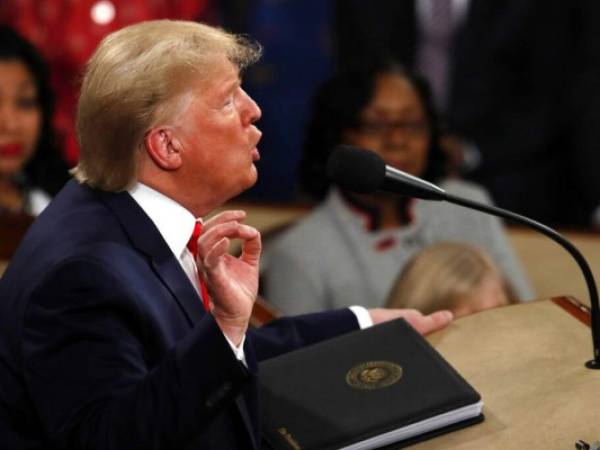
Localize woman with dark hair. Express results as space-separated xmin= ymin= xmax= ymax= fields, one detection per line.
xmin=0 ymin=25 xmax=70 ymax=215
xmin=264 ymin=62 xmax=532 ymax=315
xmin=299 ymin=62 xmax=447 ymax=202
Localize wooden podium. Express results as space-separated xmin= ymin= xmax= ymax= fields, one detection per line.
xmin=406 ymin=297 xmax=600 ymax=448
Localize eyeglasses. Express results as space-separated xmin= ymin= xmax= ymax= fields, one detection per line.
xmin=354 ymin=119 xmax=429 ymax=138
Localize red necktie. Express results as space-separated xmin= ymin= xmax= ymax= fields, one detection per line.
xmin=187 ymin=221 xmax=211 ymax=311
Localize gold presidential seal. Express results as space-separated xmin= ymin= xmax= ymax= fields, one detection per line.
xmin=346 ymin=361 xmax=403 ymax=390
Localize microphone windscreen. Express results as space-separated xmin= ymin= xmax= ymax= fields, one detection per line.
xmin=326 ymin=145 xmax=386 ymax=193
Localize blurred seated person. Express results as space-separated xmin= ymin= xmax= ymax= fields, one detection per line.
xmin=387 ymin=241 xmax=518 ymax=318
xmin=263 ymin=61 xmax=532 ymax=315
xmin=0 ymin=26 xmax=70 ymax=216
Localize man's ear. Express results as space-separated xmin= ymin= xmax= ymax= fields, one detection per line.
xmin=143 ymin=127 xmax=182 ymax=171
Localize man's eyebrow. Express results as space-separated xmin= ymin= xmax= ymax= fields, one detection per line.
xmin=222 ymin=77 xmax=241 ymax=95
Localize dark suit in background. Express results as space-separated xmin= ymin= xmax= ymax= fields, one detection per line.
xmin=0 ymin=180 xmax=358 ymax=449
xmin=335 ymin=0 xmax=600 ymax=226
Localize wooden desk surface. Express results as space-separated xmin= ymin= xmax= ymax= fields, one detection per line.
xmin=408 ymin=299 xmax=600 ymax=448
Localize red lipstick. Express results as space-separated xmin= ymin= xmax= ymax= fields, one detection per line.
xmin=0 ymin=143 xmax=23 ymax=157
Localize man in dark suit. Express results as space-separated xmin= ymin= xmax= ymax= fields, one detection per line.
xmin=335 ymin=0 xmax=600 ymax=226
xmin=0 ymin=20 xmax=451 ymax=449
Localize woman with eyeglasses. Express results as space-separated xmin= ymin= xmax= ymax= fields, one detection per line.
xmin=263 ymin=61 xmax=532 ymax=315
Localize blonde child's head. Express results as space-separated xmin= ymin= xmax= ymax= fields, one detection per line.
xmin=387 ymin=242 xmax=518 ymax=318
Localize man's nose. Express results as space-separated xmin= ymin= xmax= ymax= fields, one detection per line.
xmin=241 ymin=88 xmax=261 ymax=125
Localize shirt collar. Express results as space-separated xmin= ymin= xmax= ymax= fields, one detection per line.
xmin=128 ymin=182 xmax=197 ymax=259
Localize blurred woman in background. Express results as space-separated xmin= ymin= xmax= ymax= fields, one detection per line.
xmin=0 ymin=25 xmax=69 ymax=216
xmin=263 ymin=61 xmax=531 ymax=315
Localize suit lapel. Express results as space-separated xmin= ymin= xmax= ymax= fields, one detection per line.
xmin=96 ymin=186 xmax=260 ymax=447
xmin=97 ymin=188 xmax=206 ymax=326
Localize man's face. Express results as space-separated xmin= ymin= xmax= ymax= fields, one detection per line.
xmin=172 ymin=58 xmax=262 ymax=207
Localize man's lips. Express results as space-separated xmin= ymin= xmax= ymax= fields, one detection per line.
xmin=251 ymin=131 xmax=262 ymax=161
xmin=0 ymin=143 xmax=23 ymax=157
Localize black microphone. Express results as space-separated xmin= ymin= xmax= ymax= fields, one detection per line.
xmin=327 ymin=144 xmax=446 ymax=200
xmin=327 ymin=144 xmax=600 ymax=370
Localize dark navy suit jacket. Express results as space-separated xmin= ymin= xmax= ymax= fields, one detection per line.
xmin=0 ymin=180 xmax=359 ymax=449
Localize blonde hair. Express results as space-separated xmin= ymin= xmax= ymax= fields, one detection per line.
xmin=72 ymin=20 xmax=262 ymax=191
xmin=387 ymin=242 xmax=517 ymax=314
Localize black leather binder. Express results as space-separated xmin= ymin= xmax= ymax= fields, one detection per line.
xmin=260 ymin=318 xmax=483 ymax=449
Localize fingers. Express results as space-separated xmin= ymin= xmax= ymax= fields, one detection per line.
xmin=199 ymin=221 xmax=257 ymax=254
xmin=368 ymin=308 xmax=453 ymax=335
xmin=204 ymin=237 xmax=230 ymax=269
xmin=414 ymin=310 xmax=453 ymax=335
xmin=203 ymin=210 xmax=246 ymax=231
xmin=198 ymin=221 xmax=260 ymax=266
xmin=240 ymin=230 xmax=261 ymax=266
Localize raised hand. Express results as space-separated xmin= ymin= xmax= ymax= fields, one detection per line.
xmin=196 ymin=210 xmax=261 ymax=345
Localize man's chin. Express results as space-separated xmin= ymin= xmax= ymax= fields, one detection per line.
xmin=247 ymin=164 xmax=258 ymax=187
xmin=228 ymin=167 xmax=258 ymax=200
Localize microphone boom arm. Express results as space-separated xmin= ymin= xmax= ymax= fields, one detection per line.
xmin=327 ymin=144 xmax=600 ymax=368
xmin=441 ymin=191 xmax=600 ymax=369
